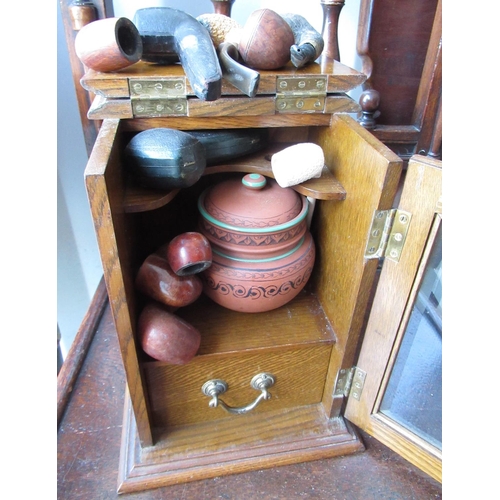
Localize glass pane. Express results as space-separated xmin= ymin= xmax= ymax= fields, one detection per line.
xmin=380 ymin=222 xmax=442 ymax=450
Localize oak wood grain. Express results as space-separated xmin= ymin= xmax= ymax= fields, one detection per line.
xmin=85 ymin=119 xmax=153 ymax=447
xmin=120 ymin=114 xmax=334 ymax=131
xmin=87 ymin=93 xmax=360 ymax=121
xmin=57 ymin=304 xmax=443 ymax=499
xmin=86 ymin=102 xmax=401 ymax=478
xmin=344 ymin=154 xmax=442 ymax=482
xmin=308 ymin=114 xmax=402 ymax=416
xmin=81 ymin=60 xmax=366 ymax=98
xmin=176 ymin=290 xmax=336 ymax=355
xmin=143 ymin=344 xmax=333 ymax=427
xmin=118 ymin=394 xmax=363 ymax=493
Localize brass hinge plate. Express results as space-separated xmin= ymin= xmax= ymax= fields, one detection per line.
xmin=129 ymin=77 xmax=188 ymax=117
xmin=365 ymin=209 xmax=412 ymax=262
xmin=275 ymin=75 xmax=327 ymax=113
xmin=334 ymin=366 xmax=367 ymax=401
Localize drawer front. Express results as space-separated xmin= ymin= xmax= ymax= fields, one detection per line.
xmin=143 ymin=344 xmax=332 ymax=428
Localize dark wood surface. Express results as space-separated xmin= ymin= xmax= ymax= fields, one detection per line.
xmin=57 ymin=300 xmax=442 ymax=499
xmin=57 ymin=276 xmax=108 ymax=426
xmin=356 ymin=0 xmax=442 ymax=160
xmin=59 ymin=0 xmax=109 ymax=155
xmin=360 ymin=0 xmax=438 ymax=126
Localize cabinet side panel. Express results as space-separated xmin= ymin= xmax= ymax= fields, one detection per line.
xmin=309 ymin=114 xmax=402 ymax=414
xmin=84 ymin=119 xmax=153 ymax=446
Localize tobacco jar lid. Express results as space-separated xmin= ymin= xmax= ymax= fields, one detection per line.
xmin=198 ymin=173 xmax=306 ymax=233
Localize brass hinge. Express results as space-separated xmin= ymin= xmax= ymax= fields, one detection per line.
xmin=334 ymin=366 xmax=367 ymax=401
xmin=129 ymin=77 xmax=188 ymax=117
xmin=365 ymin=209 xmax=412 ymax=263
xmin=275 ymin=75 xmax=327 ymax=113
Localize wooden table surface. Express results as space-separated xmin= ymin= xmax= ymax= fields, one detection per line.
xmin=57 ymin=302 xmax=442 ymax=499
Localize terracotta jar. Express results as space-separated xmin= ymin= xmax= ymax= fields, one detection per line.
xmin=197 ymin=173 xmax=315 ymax=313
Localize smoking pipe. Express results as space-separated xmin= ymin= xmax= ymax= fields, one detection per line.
xmin=133 ymin=7 xmax=222 ymax=101
xmin=281 ymin=13 xmax=325 ymax=68
xmin=74 ymin=17 xmax=143 ymax=72
xmin=196 ymin=13 xmax=260 ymax=98
xmin=216 ymin=41 xmax=260 ymax=97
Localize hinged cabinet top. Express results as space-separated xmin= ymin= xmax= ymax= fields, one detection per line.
xmin=81 ymin=59 xmax=366 ymax=98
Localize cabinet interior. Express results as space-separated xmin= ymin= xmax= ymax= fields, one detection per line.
xmin=85 ymin=112 xmax=402 ymax=490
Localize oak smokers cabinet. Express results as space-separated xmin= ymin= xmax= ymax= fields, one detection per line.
xmin=83 ymin=58 xmax=407 ymax=494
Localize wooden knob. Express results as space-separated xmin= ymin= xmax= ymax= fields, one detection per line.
xmin=359 ymin=88 xmax=381 ymax=112
xmin=74 ymin=17 xmax=142 ymax=72
xmin=358 ymin=89 xmax=381 ymax=129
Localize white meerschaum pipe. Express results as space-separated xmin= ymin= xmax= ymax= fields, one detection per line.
xmin=271 ymin=143 xmax=324 ymax=188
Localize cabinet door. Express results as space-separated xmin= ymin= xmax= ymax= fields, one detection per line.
xmin=344 ymin=154 xmax=442 ymax=482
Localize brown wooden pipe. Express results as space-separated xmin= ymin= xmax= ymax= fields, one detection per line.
xmin=74 ymin=17 xmax=143 ymax=72
xmin=135 ymin=254 xmax=203 ymax=308
xmin=239 ymin=9 xmax=295 ymax=70
xmin=138 ymin=302 xmax=201 ymax=365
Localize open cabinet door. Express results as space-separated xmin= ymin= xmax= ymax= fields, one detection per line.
xmin=344 ymin=154 xmax=442 ymax=482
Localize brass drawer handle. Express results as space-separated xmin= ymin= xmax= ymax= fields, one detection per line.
xmin=201 ymin=373 xmax=275 ymax=415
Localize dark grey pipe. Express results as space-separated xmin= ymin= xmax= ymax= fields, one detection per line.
xmin=281 ymin=13 xmax=325 ymax=68
xmin=133 ymin=7 xmax=222 ymax=101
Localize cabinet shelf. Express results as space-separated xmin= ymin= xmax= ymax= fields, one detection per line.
xmin=145 ymin=289 xmax=336 ymax=363
xmin=124 ymin=142 xmax=346 ymax=213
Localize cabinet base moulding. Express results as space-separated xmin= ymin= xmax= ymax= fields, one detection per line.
xmin=118 ymin=390 xmax=365 ymax=494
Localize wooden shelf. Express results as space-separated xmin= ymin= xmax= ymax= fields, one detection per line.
xmin=124 ymin=142 xmax=346 ymax=213
xmin=148 ymin=289 xmax=336 ymax=362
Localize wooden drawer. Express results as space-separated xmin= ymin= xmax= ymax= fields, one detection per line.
xmin=144 ymin=343 xmax=333 ymax=428
xmin=143 ymin=292 xmax=335 ymax=428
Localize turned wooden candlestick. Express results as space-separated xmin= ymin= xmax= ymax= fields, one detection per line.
xmin=211 ymin=0 xmax=235 ymax=17
xmin=68 ymin=0 xmax=97 ymax=31
xmin=320 ymin=0 xmax=345 ymax=61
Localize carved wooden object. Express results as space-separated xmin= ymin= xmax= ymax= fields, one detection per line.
xmin=84 ymin=111 xmax=402 ymax=490
xmin=61 ymin=0 xmax=409 ymax=492
xmin=319 ymin=0 xmax=345 ymax=62
xmin=211 ymin=0 xmax=235 ymax=16
xmin=68 ymin=0 xmax=97 ymax=30
xmin=59 ymin=0 xmax=111 ymax=155
xmin=356 ymin=0 xmax=442 ymax=160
